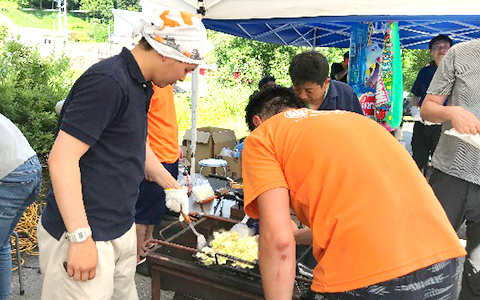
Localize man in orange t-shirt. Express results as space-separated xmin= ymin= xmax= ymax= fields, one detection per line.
xmin=135 ymin=84 xmax=183 ymax=262
xmin=242 ymin=86 xmax=466 ymax=300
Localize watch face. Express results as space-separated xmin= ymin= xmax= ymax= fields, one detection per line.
xmin=66 ymin=227 xmax=91 ymax=242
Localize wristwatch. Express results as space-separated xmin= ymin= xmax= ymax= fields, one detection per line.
xmin=65 ymin=227 xmax=92 ymax=243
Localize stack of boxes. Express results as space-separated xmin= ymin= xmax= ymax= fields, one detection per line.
xmin=182 ymin=127 xmax=242 ymax=179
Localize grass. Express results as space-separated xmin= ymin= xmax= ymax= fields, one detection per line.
xmin=175 ymin=79 xmax=253 ymax=142
xmin=0 ymin=0 xmax=92 ymax=41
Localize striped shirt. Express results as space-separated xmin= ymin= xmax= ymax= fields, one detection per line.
xmin=427 ymin=39 xmax=480 ymax=185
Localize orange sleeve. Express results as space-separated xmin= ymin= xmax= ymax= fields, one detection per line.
xmin=242 ymin=133 xmax=288 ymax=219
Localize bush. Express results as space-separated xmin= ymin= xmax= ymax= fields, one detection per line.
xmin=0 ymin=32 xmax=73 ymax=162
xmin=88 ymin=18 xmax=110 ymax=43
xmin=175 ymin=78 xmax=254 ymax=140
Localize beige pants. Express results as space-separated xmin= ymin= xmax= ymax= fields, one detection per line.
xmin=37 ymin=221 xmax=138 ymax=300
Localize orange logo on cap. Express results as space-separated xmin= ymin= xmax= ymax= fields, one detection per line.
xmin=154 ymin=35 xmax=165 ymax=43
xmin=159 ymin=10 xmax=180 ymax=29
xmin=180 ymin=11 xmax=195 ymax=25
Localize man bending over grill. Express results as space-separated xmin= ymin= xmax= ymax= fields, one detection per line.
xmin=242 ymin=86 xmax=465 ymax=300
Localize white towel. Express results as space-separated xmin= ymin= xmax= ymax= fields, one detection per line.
xmin=444 ymin=128 xmax=480 ymax=149
xmin=133 ymin=8 xmax=212 ymax=64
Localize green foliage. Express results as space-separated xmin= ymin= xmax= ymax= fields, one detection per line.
xmin=206 ymin=31 xmax=302 ymax=88
xmin=13 ymin=0 xmax=81 ymax=10
xmin=79 ymin=0 xmax=113 ymax=20
xmin=206 ymin=31 xmax=352 ymax=90
xmin=87 ymin=18 xmax=109 ymax=42
xmin=402 ymin=49 xmax=432 ymax=94
xmin=200 ymin=32 xmax=354 ymax=138
xmin=0 ymin=33 xmax=73 ymax=160
xmin=175 ymin=81 xmax=254 ymax=140
xmin=0 ymin=1 xmax=92 ymax=41
xmin=114 ymin=0 xmax=140 ymax=11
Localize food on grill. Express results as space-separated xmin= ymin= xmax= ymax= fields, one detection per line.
xmin=195 ymin=231 xmax=258 ymax=268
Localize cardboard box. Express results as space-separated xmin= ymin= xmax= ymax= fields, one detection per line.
xmin=182 ymin=127 xmax=236 ymax=176
xmin=217 ymin=155 xmax=242 ymax=179
xmin=178 ymin=145 xmax=190 ymax=169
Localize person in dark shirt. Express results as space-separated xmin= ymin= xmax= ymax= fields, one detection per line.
xmin=330 ymin=51 xmax=349 ymax=83
xmin=289 ymin=51 xmax=363 ymax=115
xmin=410 ymin=35 xmax=452 ymax=174
xmin=38 ymin=9 xmax=211 ymax=300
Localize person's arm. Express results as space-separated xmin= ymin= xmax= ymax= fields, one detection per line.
xmin=421 ymin=95 xmax=480 ymax=134
xmin=294 ymin=227 xmax=313 ymax=245
xmin=145 ymin=143 xmax=180 ymax=189
xmin=420 ymin=46 xmax=480 ymax=134
xmin=257 ymin=187 xmax=296 ymax=300
xmin=334 ymin=67 xmax=348 ymax=81
xmin=48 ymin=130 xmax=97 ymax=282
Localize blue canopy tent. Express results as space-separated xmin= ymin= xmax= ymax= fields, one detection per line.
xmin=139 ymin=0 xmax=480 ymax=175
xmin=142 ymin=0 xmax=480 ymax=49
xmin=203 ymin=15 xmax=480 ymax=49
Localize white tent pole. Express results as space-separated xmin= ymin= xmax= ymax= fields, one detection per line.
xmin=189 ymin=67 xmax=200 ymax=178
xmin=189 ymin=3 xmax=205 ymax=178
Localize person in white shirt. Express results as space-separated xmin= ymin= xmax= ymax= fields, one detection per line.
xmin=0 ymin=113 xmax=42 ymax=300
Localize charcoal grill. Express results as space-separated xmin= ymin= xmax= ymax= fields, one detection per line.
xmin=146 ymin=215 xmax=313 ymax=300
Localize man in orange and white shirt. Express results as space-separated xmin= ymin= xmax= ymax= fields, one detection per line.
xmin=242 ymin=86 xmax=465 ymax=300
xmin=135 ymin=84 xmax=183 ymax=262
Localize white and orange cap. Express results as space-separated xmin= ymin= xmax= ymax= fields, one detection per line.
xmin=133 ymin=8 xmax=212 ymax=64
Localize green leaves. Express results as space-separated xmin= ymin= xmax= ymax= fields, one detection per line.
xmin=79 ymin=0 xmax=113 ymax=20
xmin=402 ymin=49 xmax=431 ymax=94
xmin=0 ymin=33 xmax=73 ymax=160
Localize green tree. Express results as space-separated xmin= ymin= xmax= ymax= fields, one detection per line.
xmin=79 ymin=0 xmax=113 ymax=20
xmin=206 ymin=31 xmax=303 ymax=88
xmin=114 ymin=0 xmax=140 ymax=11
xmin=13 ymin=0 xmax=81 ymax=10
xmin=0 ymin=31 xmax=73 ymax=161
xmin=402 ymin=49 xmax=431 ymax=94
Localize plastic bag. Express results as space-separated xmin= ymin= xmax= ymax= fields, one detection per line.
xmin=219 ymin=147 xmax=234 ymax=157
xmin=191 ymin=174 xmax=215 ymax=203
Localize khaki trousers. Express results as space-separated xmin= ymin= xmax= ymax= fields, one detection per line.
xmin=38 ymin=221 xmax=138 ymax=300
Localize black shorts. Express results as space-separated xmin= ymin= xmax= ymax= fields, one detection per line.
xmin=134 ymin=161 xmax=178 ymax=225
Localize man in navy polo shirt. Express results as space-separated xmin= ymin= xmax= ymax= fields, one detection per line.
xmin=38 ymin=9 xmax=211 ymax=300
xmin=289 ymin=51 xmax=363 ymax=115
xmin=410 ymin=35 xmax=452 ymax=174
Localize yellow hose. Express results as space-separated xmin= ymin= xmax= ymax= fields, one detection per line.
xmin=10 ymin=202 xmax=44 ymax=270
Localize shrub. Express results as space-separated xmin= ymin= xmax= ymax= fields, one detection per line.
xmin=0 ymin=32 xmax=73 ymax=162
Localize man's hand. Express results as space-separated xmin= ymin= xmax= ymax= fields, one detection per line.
xmin=144 ymin=172 xmax=154 ymax=182
xmin=145 ymin=144 xmax=181 ymax=189
xmin=449 ymin=106 xmax=480 ymax=135
xmin=66 ymin=237 xmax=98 ymax=282
xmin=165 ymin=187 xmax=189 ymax=221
